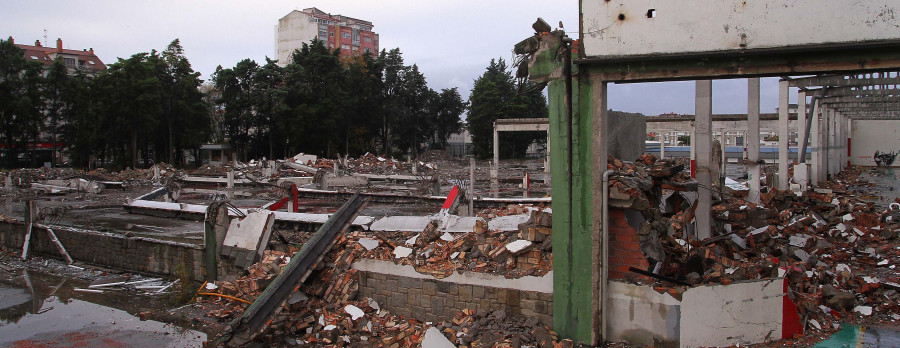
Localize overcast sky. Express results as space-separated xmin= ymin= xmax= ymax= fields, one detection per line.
xmin=2 ymin=1 xmax=791 ymax=117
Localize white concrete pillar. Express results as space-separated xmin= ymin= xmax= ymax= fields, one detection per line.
xmin=659 ymin=130 xmax=666 ymax=159
xmin=469 ymin=157 xmax=475 ymax=216
xmin=695 ymin=80 xmax=713 ymax=240
xmin=826 ymin=108 xmax=835 ymax=178
xmin=492 ymin=124 xmax=499 ymax=183
xmin=810 ymin=101 xmax=821 ymax=185
xmin=777 ymin=80 xmax=790 ymax=190
xmin=747 ymin=78 xmax=761 ymax=204
xmin=797 ymin=92 xmax=808 ymax=162
xmin=545 ymin=131 xmax=551 ymax=174
xmin=690 ymin=122 xmax=697 ymax=177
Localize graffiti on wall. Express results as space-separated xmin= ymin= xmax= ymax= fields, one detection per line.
xmin=874 ymin=150 xmax=899 ymax=166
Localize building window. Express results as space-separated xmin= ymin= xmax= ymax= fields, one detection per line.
xmin=341 ymin=32 xmax=351 ymax=39
xmin=64 ymin=58 xmax=75 ymax=67
xmin=364 ymin=37 xmax=372 ymax=43
xmin=364 ymin=47 xmax=371 ymax=53
xmin=30 ymin=55 xmax=39 ymax=60
xmin=329 ymin=32 xmax=334 ymax=37
xmin=341 ymin=44 xmax=350 ymax=50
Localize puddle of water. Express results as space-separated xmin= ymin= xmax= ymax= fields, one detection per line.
xmin=0 ymin=270 xmax=206 ymax=347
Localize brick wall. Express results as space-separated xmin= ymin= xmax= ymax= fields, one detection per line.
xmin=0 ymin=221 xmax=205 ymax=280
xmin=356 ymin=265 xmax=552 ymax=325
xmin=608 ymin=207 xmax=650 ymax=280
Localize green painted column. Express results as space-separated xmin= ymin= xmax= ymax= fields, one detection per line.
xmin=545 ymin=48 xmax=599 ymax=345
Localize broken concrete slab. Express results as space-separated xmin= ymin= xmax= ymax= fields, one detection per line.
xmin=422 ymin=327 xmax=456 ymax=348
xmin=221 ymin=210 xmax=275 ymax=269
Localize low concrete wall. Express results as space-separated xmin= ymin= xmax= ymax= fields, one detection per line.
xmin=607 ymin=278 xmax=797 ymax=348
xmin=0 ymin=221 xmax=205 ymax=280
xmin=353 ymin=259 xmax=553 ymax=324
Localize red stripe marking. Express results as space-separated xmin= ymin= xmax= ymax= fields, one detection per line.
xmin=782 ymin=277 xmax=803 ymax=339
xmin=442 ymin=186 xmax=459 ymax=210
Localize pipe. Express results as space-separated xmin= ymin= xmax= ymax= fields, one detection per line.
xmin=600 ymin=169 xmax=614 ymax=342
xmin=198 ymin=292 xmax=253 ymax=305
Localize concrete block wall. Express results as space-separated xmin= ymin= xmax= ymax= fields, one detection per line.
xmin=0 ymin=221 xmax=205 ymax=280
xmin=608 ymin=208 xmax=650 ymax=280
xmin=353 ymin=259 xmax=552 ymax=325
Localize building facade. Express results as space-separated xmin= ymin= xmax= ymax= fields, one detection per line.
xmin=275 ymin=7 xmax=379 ymax=66
xmin=11 ymin=37 xmax=107 ymax=75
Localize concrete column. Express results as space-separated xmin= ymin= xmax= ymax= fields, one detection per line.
xmin=545 ymin=131 xmax=551 ymax=175
xmin=492 ymin=124 xmax=499 ymax=184
xmin=797 ymin=92 xmax=808 ymax=161
xmin=469 ymin=157 xmax=475 ymax=216
xmin=810 ymin=101 xmax=821 ymax=185
xmin=747 ymin=78 xmax=761 ymax=204
xmin=840 ymin=113 xmax=847 ymax=171
xmin=659 ymin=130 xmax=665 ymax=159
xmin=777 ymin=80 xmax=790 ymax=190
xmin=590 ymin=80 xmax=608 ymax=344
xmin=690 ymin=122 xmax=696 ymax=177
xmin=826 ymin=108 xmax=835 ymax=178
xmin=695 ymin=80 xmax=713 ymax=240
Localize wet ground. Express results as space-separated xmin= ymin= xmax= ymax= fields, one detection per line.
xmin=856 ymin=167 xmax=900 ymax=209
xmin=0 ymin=269 xmax=206 ymax=347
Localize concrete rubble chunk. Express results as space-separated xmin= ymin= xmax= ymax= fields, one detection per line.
xmin=344 ymin=304 xmax=365 ymax=320
xmin=853 ymin=306 xmax=873 ymax=316
xmin=505 ymin=240 xmax=534 ymax=255
xmin=422 ymin=327 xmax=456 ymax=348
xmin=358 ymin=237 xmax=379 ymax=251
xmin=393 ymin=246 xmax=412 ymax=258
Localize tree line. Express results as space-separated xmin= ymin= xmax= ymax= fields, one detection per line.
xmin=0 ymin=38 xmax=209 ymax=169
xmin=0 ymin=36 xmax=546 ymax=169
xmin=212 ymin=39 xmax=468 ymax=161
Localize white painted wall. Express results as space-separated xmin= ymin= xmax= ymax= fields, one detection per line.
xmin=680 ymin=279 xmax=787 ymax=348
xmin=276 ymin=11 xmax=319 ymax=66
xmin=607 ymin=281 xmax=681 ymax=347
xmin=606 ymin=279 xmax=792 ymax=348
xmin=582 ymin=1 xmax=900 ymax=58
xmin=851 ymin=120 xmax=900 ymax=166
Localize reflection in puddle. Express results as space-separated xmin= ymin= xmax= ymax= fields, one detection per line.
xmin=0 ymin=270 xmax=205 ymax=347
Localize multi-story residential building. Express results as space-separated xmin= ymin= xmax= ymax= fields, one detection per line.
xmin=11 ymin=37 xmax=107 ymax=75
xmin=275 ymin=7 xmax=379 ymax=66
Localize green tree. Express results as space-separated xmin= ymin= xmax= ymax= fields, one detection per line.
xmin=156 ymin=39 xmax=210 ymax=166
xmin=343 ymin=52 xmax=383 ymax=156
xmin=0 ymin=39 xmax=45 ymax=168
xmin=282 ymin=39 xmax=346 ymax=157
xmin=99 ymin=52 xmax=163 ymax=168
xmin=213 ymin=59 xmax=258 ymax=161
xmin=253 ymin=57 xmax=287 ymax=159
xmin=430 ymin=87 xmax=466 ymax=150
xmin=468 ymin=58 xmax=547 ymax=159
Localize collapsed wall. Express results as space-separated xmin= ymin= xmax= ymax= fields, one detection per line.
xmin=0 ymin=220 xmax=205 ymax=280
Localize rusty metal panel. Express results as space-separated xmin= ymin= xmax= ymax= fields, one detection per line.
xmin=582 ymin=1 xmax=900 ymax=59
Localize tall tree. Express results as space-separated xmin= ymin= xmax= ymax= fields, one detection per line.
xmin=99 ymin=52 xmax=163 ymax=168
xmin=157 ymin=39 xmax=210 ymax=166
xmin=343 ymin=52 xmax=383 ymax=156
xmin=379 ymin=48 xmax=405 ymax=157
xmin=282 ymin=39 xmax=346 ymax=157
xmin=0 ymin=39 xmax=45 ymax=168
xmin=213 ymin=59 xmax=258 ymax=161
xmin=430 ymin=87 xmax=466 ymax=150
xmin=467 ymin=58 xmax=547 ymax=159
